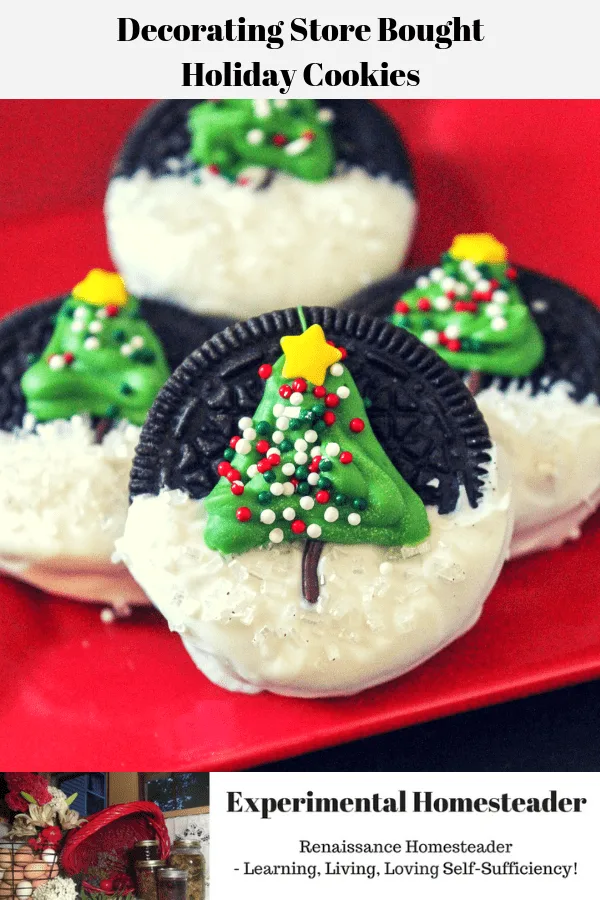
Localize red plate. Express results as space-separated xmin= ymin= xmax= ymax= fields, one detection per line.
xmin=1 ymin=100 xmax=600 ymax=771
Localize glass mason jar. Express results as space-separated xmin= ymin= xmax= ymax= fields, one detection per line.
xmin=168 ymin=840 xmax=205 ymax=900
xmin=157 ymin=868 xmax=188 ymax=900
xmin=133 ymin=840 xmax=161 ymax=863
xmin=135 ymin=859 xmax=167 ymax=900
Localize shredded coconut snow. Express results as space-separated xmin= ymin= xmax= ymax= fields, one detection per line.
xmin=105 ymin=167 xmax=417 ymax=317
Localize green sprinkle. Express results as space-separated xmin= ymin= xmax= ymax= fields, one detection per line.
xmin=280 ymin=439 xmax=293 ymax=452
xmin=318 ymin=476 xmax=332 ymax=490
xmin=352 ymin=498 xmax=368 ymax=511
xmin=256 ymin=421 xmax=270 ymax=436
xmin=223 ymin=448 xmax=235 ymax=461
xmin=296 ymin=482 xmax=310 ymax=496
xmin=295 ymin=465 xmax=309 ymax=480
xmin=311 ymin=403 xmax=326 ymax=416
xmin=258 ymin=491 xmax=271 ymax=504
xmin=335 ymin=493 xmax=347 ymax=506
xmin=120 ymin=384 xmax=134 ymax=396
xmin=314 ymin=419 xmax=327 ymax=433
xmin=319 ymin=459 xmax=333 ymax=472
xmin=263 ymin=470 xmax=276 ymax=483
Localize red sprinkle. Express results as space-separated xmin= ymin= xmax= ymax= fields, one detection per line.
xmin=272 ymin=133 xmax=287 ymax=146
xmin=438 ymin=332 xmax=449 ymax=346
xmin=313 ymin=385 xmax=327 ymax=398
xmin=257 ymin=459 xmax=272 ymax=474
xmin=258 ymin=363 xmax=272 ymax=379
xmin=506 ymin=267 xmax=517 ymax=280
xmin=105 ymin=304 xmax=120 ymax=317
xmin=447 ymin=339 xmax=462 ymax=352
xmin=308 ymin=461 xmax=319 ymax=473
xmin=291 ymin=478 xmax=299 ymax=487
xmin=338 ymin=346 xmax=348 ymax=360
xmin=292 ymin=378 xmax=307 ymax=393
xmin=417 ymin=297 xmax=431 ymax=311
xmin=490 ymin=279 xmax=500 ymax=289
xmin=302 ymin=130 xmax=316 ymax=141
xmin=63 ymin=352 xmax=75 ymax=364
xmin=207 ymin=164 xmax=220 ymax=175
xmin=480 ymin=290 xmax=493 ymax=302
xmin=217 ymin=461 xmax=231 ymax=476
xmin=231 ymin=482 xmax=245 ymax=496
xmin=256 ymin=439 xmax=270 ymax=455
xmin=323 ymin=411 xmax=336 ymax=426
xmin=291 ymin=520 xmax=306 ymax=534
xmin=279 ymin=384 xmax=292 ymax=399
xmin=229 ymin=436 xmax=240 ymax=449
xmin=350 ymin=418 xmax=365 ymax=433
xmin=445 ymin=290 xmax=456 ymax=300
xmin=226 ymin=469 xmax=241 ymax=482
xmin=268 ymin=453 xmax=281 ymax=466
xmin=315 ymin=490 xmax=330 ymax=504
xmin=236 ymin=506 xmax=252 ymax=521
xmin=454 ymin=301 xmax=478 ymax=313
xmin=394 ymin=301 xmax=410 ymax=314
xmin=325 ymin=393 xmax=339 ymax=408
xmin=340 ymin=451 xmax=353 ymax=464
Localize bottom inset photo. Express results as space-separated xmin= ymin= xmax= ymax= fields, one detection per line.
xmin=0 ymin=774 xmax=209 ymax=900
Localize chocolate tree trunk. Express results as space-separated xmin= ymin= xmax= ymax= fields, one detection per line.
xmin=302 ymin=540 xmax=325 ymax=604
xmin=465 ymin=371 xmax=482 ymax=396
xmin=94 ymin=417 xmax=113 ymax=444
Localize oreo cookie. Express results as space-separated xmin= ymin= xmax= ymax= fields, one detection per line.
xmin=111 ymin=99 xmax=414 ymax=190
xmin=0 ymin=297 xmax=232 ymax=431
xmin=345 ymin=267 xmax=600 ymax=402
xmin=130 ymin=307 xmax=492 ymax=515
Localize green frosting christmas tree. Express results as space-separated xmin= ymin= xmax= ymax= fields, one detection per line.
xmin=188 ymin=99 xmax=336 ymax=183
xmin=204 ymin=319 xmax=430 ymax=602
xmin=21 ymin=269 xmax=170 ymax=427
xmin=389 ymin=234 xmax=545 ymax=378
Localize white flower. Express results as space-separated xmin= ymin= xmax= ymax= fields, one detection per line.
xmin=32 ymin=877 xmax=78 ymax=900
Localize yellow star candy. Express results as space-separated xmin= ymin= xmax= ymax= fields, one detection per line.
xmin=280 ymin=324 xmax=343 ymax=386
xmin=72 ymin=269 xmax=128 ymax=308
xmin=449 ymin=233 xmax=508 ymax=264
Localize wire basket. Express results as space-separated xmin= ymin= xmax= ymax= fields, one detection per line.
xmin=0 ymin=840 xmax=60 ymax=898
xmin=60 ymin=803 xmax=169 ymax=886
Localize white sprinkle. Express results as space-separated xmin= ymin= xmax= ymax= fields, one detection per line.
xmin=120 ymin=344 xmax=132 ymax=356
xmin=272 ymin=431 xmax=284 ymax=444
xmin=235 ymin=438 xmax=252 ymax=455
xmin=130 ymin=335 xmax=144 ymax=349
xmin=48 ymin=355 xmax=65 ymax=370
xmin=336 ymin=386 xmax=350 ymax=399
xmin=282 ymin=507 xmax=296 ymax=521
xmin=74 ymin=306 xmax=87 ymax=318
xmin=269 ymin=527 xmax=284 ymax=543
xmin=282 ymin=481 xmax=295 ymax=496
xmin=270 ymin=483 xmax=284 ymax=496
xmin=266 ymin=447 xmax=280 ymax=457
xmin=379 ymin=561 xmax=393 ymax=575
xmin=284 ymin=406 xmax=301 ymax=418
xmin=300 ymin=496 xmax=315 ymax=511
xmin=71 ymin=320 xmax=85 ymax=332
xmin=475 ymin=279 xmax=491 ymax=292
xmin=294 ymin=451 xmax=308 ymax=465
xmin=242 ymin=427 xmax=256 ymax=441
xmin=260 ymin=509 xmax=276 ymax=525
xmin=460 ymin=260 xmax=476 ymax=274
xmin=285 ymin=137 xmax=311 ymax=157
xmin=100 ymin=608 xmax=116 ymax=624
xmin=324 ymin=507 xmax=339 ymax=523
xmin=294 ymin=438 xmax=308 ymax=452
xmin=304 ymin=429 xmax=318 ymax=443
xmin=330 ymin=363 xmax=344 ymax=377
xmin=253 ymin=99 xmax=271 ymax=118
xmin=282 ymin=463 xmax=296 ymax=476
xmin=492 ymin=290 xmax=509 ymax=304
xmin=88 ymin=320 xmax=103 ymax=333
xmin=310 ymin=446 xmax=322 ymax=458
xmin=289 ymin=392 xmax=303 ymax=406
xmin=238 ymin=416 xmax=253 ymax=430
xmin=455 ymin=282 xmax=469 ymax=296
xmin=247 ymin=464 xmax=258 ymax=478
xmin=441 ymin=276 xmax=455 ymax=292
xmin=532 ymin=299 xmax=548 ymax=312
xmin=274 ymin=99 xmax=288 ymax=109
xmin=317 ymin=107 xmax=335 ymax=123
xmin=485 ymin=304 xmax=503 ymax=318
xmin=433 ymin=297 xmax=451 ymax=311
xmin=273 ymin=403 xmax=285 ymax=417
xmin=247 ymin=128 xmax=264 ymax=145
xmin=276 ymin=416 xmax=290 ymax=431
xmin=429 ymin=267 xmax=444 ymax=282
xmin=445 ymin=324 xmax=460 ymax=339
xmin=96 ymin=307 xmax=108 ymax=319
xmin=307 ymin=472 xmax=320 ymax=486
xmin=491 ymin=317 xmax=508 ymax=331
xmin=415 ymin=276 xmax=430 ymax=289
xmin=84 ymin=337 xmax=100 ymax=350
xmin=325 ymin=442 xmax=340 ymax=457
xmin=348 ymin=513 xmax=361 ymax=526
xmin=421 ymin=330 xmax=439 ymax=347
xmin=307 ymin=523 xmax=322 ymax=539
xmin=466 ymin=268 xmax=480 ymax=283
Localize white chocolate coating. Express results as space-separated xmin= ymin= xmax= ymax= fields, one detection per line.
xmin=477 ymin=381 xmax=600 ymax=557
xmin=117 ymin=452 xmax=512 ymax=697
xmin=0 ymin=416 xmax=150 ymax=607
xmin=105 ymin=167 xmax=416 ymax=317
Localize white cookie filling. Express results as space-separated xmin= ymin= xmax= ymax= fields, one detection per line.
xmin=0 ymin=416 xmax=150 ymax=607
xmin=117 ymin=450 xmax=512 ymax=697
xmin=477 ymin=381 xmax=600 ymax=557
xmin=105 ymin=167 xmax=416 ymax=317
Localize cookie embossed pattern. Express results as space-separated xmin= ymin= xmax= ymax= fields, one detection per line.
xmin=118 ymin=307 xmax=512 ymax=697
